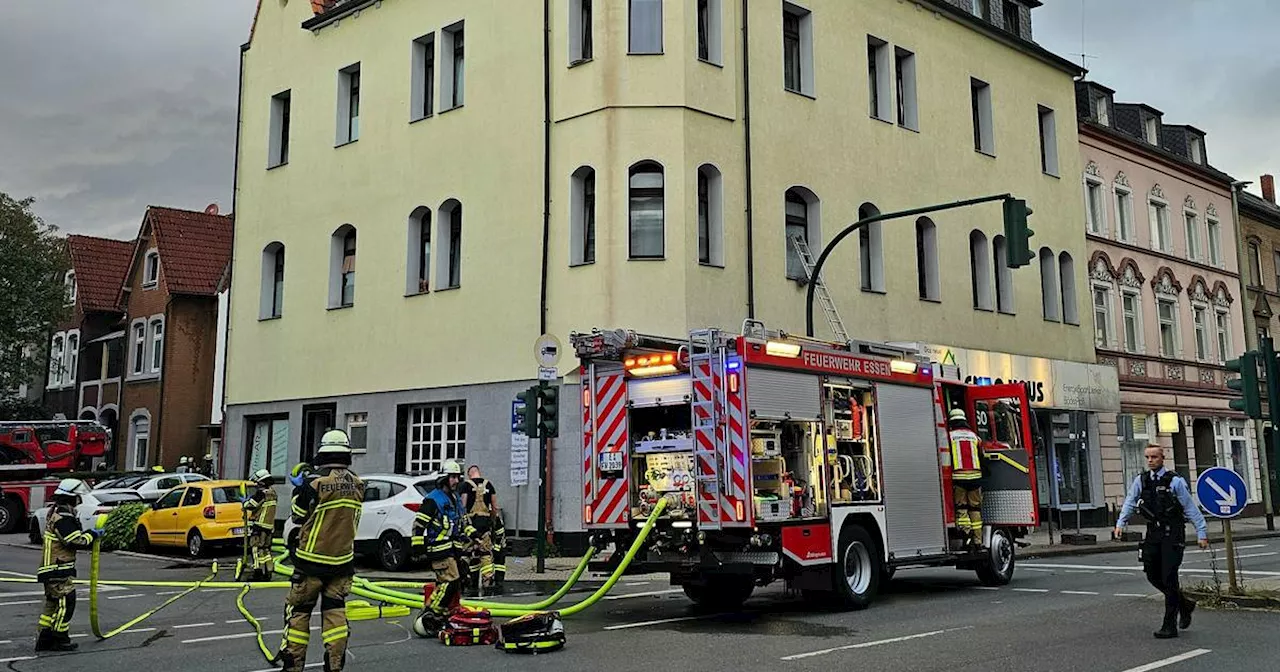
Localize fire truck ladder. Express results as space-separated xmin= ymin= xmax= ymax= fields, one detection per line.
xmin=689 ymin=329 xmax=724 ymax=529
xmin=790 ymin=235 xmax=849 ymax=343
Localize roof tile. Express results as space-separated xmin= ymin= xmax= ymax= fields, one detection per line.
xmin=66 ymin=235 xmax=134 ymax=313
xmin=145 ymin=207 xmax=234 ymax=297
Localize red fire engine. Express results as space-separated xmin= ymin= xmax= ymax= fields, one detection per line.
xmin=0 ymin=421 xmax=109 ymax=534
xmin=572 ymin=321 xmax=1038 ymax=610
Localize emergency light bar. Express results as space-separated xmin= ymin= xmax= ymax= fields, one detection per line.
xmin=624 ymin=352 xmax=682 ymax=377
xmin=890 ymin=359 xmax=918 ymax=375
xmin=765 ymin=341 xmax=801 ymax=358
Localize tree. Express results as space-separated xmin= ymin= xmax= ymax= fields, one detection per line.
xmin=0 ymin=193 xmax=69 ymax=402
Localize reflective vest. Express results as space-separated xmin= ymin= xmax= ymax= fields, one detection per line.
xmin=39 ymin=505 xmax=92 ymax=582
xmin=244 ymin=486 xmax=278 ymax=530
xmin=950 ymin=428 xmax=983 ymax=480
xmin=293 ymin=468 xmax=363 ymax=573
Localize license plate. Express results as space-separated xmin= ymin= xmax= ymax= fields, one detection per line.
xmin=599 ymin=451 xmax=624 ymax=472
xmin=232 ymin=527 xmax=245 ymax=536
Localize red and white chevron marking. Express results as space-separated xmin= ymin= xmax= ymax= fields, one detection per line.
xmin=692 ymin=359 xmax=720 ymax=526
xmin=582 ymin=377 xmax=593 ymax=525
xmin=723 ymin=367 xmax=750 ymax=525
xmin=592 ymin=371 xmax=630 ymax=527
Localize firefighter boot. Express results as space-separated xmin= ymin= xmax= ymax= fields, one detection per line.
xmin=34 ymin=630 xmax=55 ymax=652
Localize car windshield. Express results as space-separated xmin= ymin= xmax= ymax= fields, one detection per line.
xmin=413 ymin=480 xmax=436 ymax=498
xmin=211 ymin=486 xmax=247 ymax=504
xmin=94 ymin=492 xmax=144 ymax=504
xmin=98 ymin=475 xmax=148 ymax=489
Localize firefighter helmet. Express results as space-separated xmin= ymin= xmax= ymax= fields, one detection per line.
xmin=948 ymin=408 xmax=968 ymax=423
xmin=252 ymin=468 xmax=272 ymax=484
xmin=317 ymin=429 xmax=352 ymax=455
xmin=441 ymin=460 xmax=463 ymax=476
xmin=54 ymin=478 xmax=91 ymax=498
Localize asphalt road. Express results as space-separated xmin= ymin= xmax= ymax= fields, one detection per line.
xmin=0 ymin=534 xmax=1278 ymax=671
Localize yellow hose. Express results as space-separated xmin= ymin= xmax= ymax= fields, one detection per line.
xmin=89 ymin=538 xmax=222 ymax=640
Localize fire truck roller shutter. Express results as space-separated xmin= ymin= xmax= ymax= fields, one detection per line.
xmin=745 ymin=369 xmax=820 ymax=421
xmin=626 ymin=377 xmax=692 ymax=409
xmin=874 ymin=383 xmax=947 ymax=557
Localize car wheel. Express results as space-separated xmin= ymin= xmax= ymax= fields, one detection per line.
xmin=187 ymin=530 xmax=205 ymax=559
xmin=0 ymin=497 xmax=21 ymax=534
xmin=378 ymin=532 xmax=409 ymax=572
xmin=135 ymin=528 xmax=150 ymax=552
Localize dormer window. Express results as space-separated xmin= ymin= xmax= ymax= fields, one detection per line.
xmin=1144 ymin=117 xmax=1159 ymax=145
xmin=1189 ymin=136 xmax=1204 ymax=164
xmin=143 ymin=249 xmax=160 ymax=288
xmin=1094 ymin=96 xmax=1109 ymax=125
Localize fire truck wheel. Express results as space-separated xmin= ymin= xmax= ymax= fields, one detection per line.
xmin=832 ymin=524 xmax=880 ymax=611
xmin=681 ymin=576 xmax=754 ymax=610
xmin=975 ymin=528 xmax=1015 ymax=586
xmin=0 ymin=497 xmax=20 ymax=534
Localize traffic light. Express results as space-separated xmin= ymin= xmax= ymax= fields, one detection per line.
xmin=536 ymin=381 xmax=560 ymax=438
xmin=1002 ymin=198 xmax=1035 ymax=268
xmin=515 ymin=385 xmax=540 ymax=438
xmin=1226 ymin=351 xmax=1263 ymax=419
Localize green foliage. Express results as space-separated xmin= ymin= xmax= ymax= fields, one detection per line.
xmin=0 ymin=193 xmax=70 ymax=397
xmin=100 ymin=502 xmax=149 ymax=552
xmin=0 ymin=396 xmax=52 ymax=422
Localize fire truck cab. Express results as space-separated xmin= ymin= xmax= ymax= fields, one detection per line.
xmin=572 ymin=321 xmax=1038 ymax=610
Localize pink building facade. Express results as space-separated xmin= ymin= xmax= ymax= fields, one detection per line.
xmin=1075 ymin=81 xmax=1260 ymax=518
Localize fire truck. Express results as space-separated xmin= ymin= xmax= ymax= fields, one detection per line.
xmin=571 ymin=321 xmax=1038 ymax=610
xmin=0 ymin=421 xmax=109 ymax=534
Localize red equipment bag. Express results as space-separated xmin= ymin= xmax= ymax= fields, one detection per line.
xmin=439 ymin=608 xmax=498 ymax=647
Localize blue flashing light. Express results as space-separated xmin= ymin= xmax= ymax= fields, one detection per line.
xmin=975 ymin=376 xmax=993 ymax=386
xmin=726 ymin=360 xmax=742 ymax=371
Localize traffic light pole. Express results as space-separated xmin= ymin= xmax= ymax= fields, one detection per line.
xmin=535 ymin=432 xmax=548 ymax=574
xmin=1263 ymin=336 xmax=1280 ymax=529
xmin=804 ymin=193 xmax=1014 ymax=337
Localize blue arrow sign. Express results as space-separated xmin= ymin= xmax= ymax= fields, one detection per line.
xmin=1195 ymin=466 xmax=1248 ymax=519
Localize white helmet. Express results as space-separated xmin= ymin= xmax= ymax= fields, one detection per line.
xmin=948 ymin=408 xmax=968 ymax=423
xmin=317 ymin=429 xmax=352 ymax=455
xmin=252 ymin=468 xmax=272 ymax=483
xmin=54 ymin=478 xmax=91 ymax=498
xmin=441 ymin=460 xmax=463 ymax=476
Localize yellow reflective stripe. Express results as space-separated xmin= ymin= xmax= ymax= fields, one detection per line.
xmin=291 ymin=504 xmax=308 ymax=517
xmin=39 ymin=615 xmax=53 ymax=626
xmin=294 ymin=548 xmax=354 ymax=565
xmin=305 ymin=510 xmax=325 ymax=553
xmin=314 ymin=500 xmax=361 ymax=512
xmin=411 ymin=537 xmax=424 ymax=547
xmin=322 ymin=626 xmax=349 ymax=643
xmin=284 ymin=628 xmax=310 ymax=644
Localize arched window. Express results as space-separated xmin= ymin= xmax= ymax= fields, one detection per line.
xmin=1248 ymin=241 xmax=1263 ymax=287
xmin=1039 ymin=247 xmax=1059 ymax=321
xmin=329 ymin=225 xmax=357 ymax=308
xmin=438 ymin=200 xmax=463 ymax=289
xmin=1060 ymin=252 xmax=1079 ymax=324
xmin=406 ymin=208 xmax=432 ymax=294
xmin=260 ymin=242 xmax=285 ymax=318
xmin=915 ymin=217 xmax=938 ymax=301
xmin=629 ymin=161 xmax=664 ymax=259
xmin=697 ymin=164 xmax=724 ymax=266
xmin=993 ymin=235 xmax=1014 ymax=313
xmin=130 ymin=411 xmax=151 ymax=471
xmin=858 ymin=203 xmax=885 ymax=292
xmin=784 ymin=187 xmax=820 ymax=280
xmin=130 ymin=321 xmax=146 ymax=375
xmin=970 ymin=231 xmax=992 ymax=310
xmin=570 ymin=167 xmax=596 ymax=266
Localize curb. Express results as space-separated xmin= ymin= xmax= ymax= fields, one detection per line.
xmin=1023 ymin=530 xmax=1280 ymax=560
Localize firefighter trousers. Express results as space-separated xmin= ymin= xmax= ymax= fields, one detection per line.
xmin=492 ymin=530 xmax=506 ymax=586
xmin=467 ymin=533 xmax=495 ymax=588
xmin=249 ymin=528 xmax=274 ymax=578
xmin=428 ymin=557 xmax=463 ymax=616
xmin=1140 ymin=534 xmax=1187 ymax=628
xmin=37 ymin=578 xmax=75 ymax=641
xmin=953 ymin=481 xmax=983 ymax=543
xmin=281 ymin=573 xmax=352 ymax=672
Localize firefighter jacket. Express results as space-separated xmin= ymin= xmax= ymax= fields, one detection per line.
xmin=243 ymin=486 xmax=278 ymax=531
xmin=412 ymin=488 xmax=475 ymax=561
xmin=289 ymin=467 xmax=364 ymax=576
xmin=950 ymin=428 xmax=983 ymax=481
xmin=39 ymin=505 xmax=93 ymax=582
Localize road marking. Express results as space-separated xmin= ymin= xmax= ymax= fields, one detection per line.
xmin=1114 ymin=593 xmax=1149 ymax=598
xmin=184 ymin=625 xmax=316 ymax=644
xmin=605 ymin=588 xmax=683 ymax=600
xmin=1023 ymin=568 xmax=1055 ymax=573
xmin=969 ymin=586 xmax=1000 ymax=591
xmin=1012 ymin=588 xmax=1048 ymax=593
xmin=108 ymin=594 xmax=145 ymax=600
xmin=1186 ymin=551 xmax=1278 ymax=563
xmin=248 ymin=664 xmax=320 ymax=672
xmin=623 ymin=581 xmax=651 ymax=586
xmin=0 ymin=570 xmax=36 ymax=578
xmin=1060 ymin=590 xmax=1099 ymax=595
xmin=123 ymin=628 xmax=156 ymax=634
xmin=604 ymin=615 xmax=713 ymax=630
xmin=1065 ymin=570 xmax=1095 ymax=574
xmin=0 ymin=640 xmax=11 ymax=645
xmin=1022 ymin=562 xmax=1280 ymax=577
xmin=156 ymin=590 xmax=185 ymax=596
xmin=1105 ymin=571 xmax=1135 ymax=576
xmin=0 ymin=657 xmax=36 ymax=664
xmin=227 ymin=618 xmax=269 ymax=624
xmin=1187 ymin=544 xmax=1264 ymax=554
xmin=1118 ymin=648 xmax=1211 ymax=672
xmin=201 ymin=588 xmax=236 ymax=593
xmin=780 ymin=627 xmax=972 ymax=661
xmin=0 ymin=600 xmax=41 ymax=606
xmin=174 ymin=622 xmax=215 ymax=629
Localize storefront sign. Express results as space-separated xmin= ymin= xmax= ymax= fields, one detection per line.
xmin=917 ymin=344 xmax=1119 ymax=413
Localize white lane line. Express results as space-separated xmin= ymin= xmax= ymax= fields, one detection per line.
xmin=1061 ymin=591 xmax=1099 ymax=595
xmin=604 ymin=615 xmax=713 ymax=630
xmin=0 ymin=586 xmax=121 ymax=599
xmin=1065 ymin=570 xmax=1095 ymax=574
xmin=623 ymin=581 xmax=651 ymax=586
xmin=1118 ymin=648 xmax=1211 ymax=672
xmin=1187 ymin=544 xmax=1264 ymax=555
xmin=108 ymin=594 xmax=146 ymax=600
xmin=0 ymin=657 xmax=36 ymax=664
xmin=0 ymin=640 xmax=11 ymax=645
xmin=226 ymin=618 xmax=270 ymax=624
xmin=184 ymin=625 xmax=317 ymax=644
xmin=0 ymin=570 xmax=36 ymax=578
xmin=0 ymin=600 xmax=41 ymax=607
xmin=1105 ymin=571 xmax=1136 ymax=576
xmin=1186 ymin=552 xmax=1278 ymax=563
xmin=156 ymin=590 xmax=184 ymax=596
xmin=247 ymin=663 xmax=320 ymax=672
xmin=1012 ymin=588 xmax=1049 ymax=593
xmin=1022 ymin=562 xmax=1280 ymax=577
xmin=1115 ymin=593 xmax=1150 ymax=598
xmin=780 ymin=627 xmax=972 ymax=661
xmin=605 ymin=588 xmax=683 ymax=600
xmin=969 ymin=586 xmax=1001 ymax=591
xmin=1023 ymin=568 xmax=1056 ymax=573
xmin=201 ymin=588 xmax=236 ymax=593
xmin=123 ymin=628 xmax=156 ymax=634
xmin=173 ymin=622 xmax=216 ymax=629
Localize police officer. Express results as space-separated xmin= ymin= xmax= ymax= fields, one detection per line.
xmin=947 ymin=408 xmax=985 ymax=547
xmin=281 ymin=430 xmax=364 ymax=672
xmin=36 ymin=478 xmax=101 ymax=652
xmin=242 ymin=468 xmax=277 ymax=581
xmin=458 ymin=465 xmax=498 ymax=595
xmin=412 ymin=460 xmax=476 ymax=633
xmin=1115 ymin=444 xmax=1209 ymax=639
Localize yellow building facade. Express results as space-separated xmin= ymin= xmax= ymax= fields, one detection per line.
xmin=225 ymin=0 xmax=1104 ymax=534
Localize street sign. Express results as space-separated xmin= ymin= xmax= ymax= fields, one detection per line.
xmin=1195 ymin=466 xmax=1248 ymax=519
xmin=534 ymin=333 xmax=562 ymax=368
xmin=538 ymin=366 xmax=558 ymax=381
xmin=510 ymin=400 xmax=529 ymax=486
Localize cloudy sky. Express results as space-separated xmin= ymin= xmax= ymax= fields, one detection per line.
xmin=0 ymin=1 xmax=1276 ymax=238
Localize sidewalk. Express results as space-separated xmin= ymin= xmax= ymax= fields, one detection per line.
xmin=1024 ymin=515 xmax=1280 ymax=558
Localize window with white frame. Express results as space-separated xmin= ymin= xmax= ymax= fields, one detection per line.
xmin=629 ymin=162 xmax=664 ymax=259
xmin=570 ymin=168 xmax=596 ymax=266
xmin=1144 ymin=117 xmax=1159 ymax=145
xmin=143 ymin=250 xmax=160 ymax=287
xmin=1038 ymin=106 xmax=1058 ymax=176
xmin=570 ymin=0 xmax=593 ymax=63
xmin=1192 ymin=304 xmax=1209 ymax=361
xmin=971 ymin=78 xmax=994 ymax=155
xmin=149 ymin=318 xmax=163 ymax=374
xmin=993 ymin=235 xmax=1014 ymax=314
xmin=697 ymin=164 xmax=724 ymax=267
xmin=971 ymin=0 xmax=989 ymax=19
xmin=1114 ymin=186 xmax=1135 ymax=242
xmin=411 ymin=33 xmax=435 ymax=121
xmin=895 ymin=47 xmax=917 ymax=130
xmin=1094 ymin=96 xmax=1109 ymax=125
xmin=1190 ymin=136 xmax=1204 ymax=164
xmin=782 ymin=3 xmax=814 ymax=97
xmin=970 ymin=230 xmax=993 ymax=311
xmin=1184 ymin=210 xmax=1201 ymax=261
xmin=859 ymin=203 xmax=885 ymax=293
xmin=336 ymin=63 xmax=360 ymax=144
xmin=1039 ymin=248 xmax=1059 ymax=321
xmin=867 ymin=36 xmax=892 ymax=122
xmin=1150 ymin=199 xmax=1171 ymax=252
xmin=628 ymin=0 xmax=662 ymax=54
xmin=405 ymin=402 xmax=466 ymax=473
xmin=64 ymin=271 xmax=77 ymax=304
xmin=438 ymin=200 xmax=463 ymax=289
xmin=1207 ymin=217 xmax=1222 ymax=267
xmin=48 ymin=334 xmax=65 ymax=387
xmin=130 ymin=321 xmax=146 ymax=375
xmin=1157 ymin=298 xmax=1178 ymax=357
xmin=1216 ymin=308 xmax=1231 ymax=363
xmin=131 ymin=414 xmax=150 ymax=471
xmin=1121 ymin=289 xmax=1142 ymax=353
xmin=785 ymin=188 xmax=817 ymax=281
xmin=696 ymin=0 xmax=722 ymax=65
xmin=1084 ymin=178 xmax=1106 ymax=235
xmin=442 ymin=23 xmax=464 ymax=110
xmin=1118 ymin=414 xmax=1151 ymax=489
xmin=346 ymin=412 xmax=368 ymax=453
xmin=1215 ymin=419 xmax=1253 ymax=493
xmin=66 ymin=331 xmax=79 ymax=385
xmin=1093 ymin=285 xmax=1114 ymax=347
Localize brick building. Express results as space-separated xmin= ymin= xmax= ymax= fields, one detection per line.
xmin=117 ymin=206 xmax=233 ymax=471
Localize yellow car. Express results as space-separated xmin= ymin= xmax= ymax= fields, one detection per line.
xmin=135 ymin=480 xmax=254 ymax=558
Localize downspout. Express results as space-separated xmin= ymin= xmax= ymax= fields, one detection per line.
xmin=155 ymin=295 xmax=173 ymax=470
xmin=219 ymin=43 xmax=248 ymax=479
xmin=741 ymin=0 xmax=756 ymax=318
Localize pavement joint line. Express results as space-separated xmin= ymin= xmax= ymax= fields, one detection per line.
xmin=604 ymin=588 xmax=682 ymax=600
xmin=603 ymin=615 xmax=716 ymax=630
xmin=1012 ymin=588 xmax=1049 ymax=593
xmin=1060 ymin=590 xmax=1099 ymax=595
xmin=1117 ymin=648 xmax=1211 ymax=672
xmin=779 ymin=627 xmax=973 ymax=661
xmin=1022 ymin=562 xmax=1280 ymax=577
xmin=173 ymin=622 xmax=216 ymax=629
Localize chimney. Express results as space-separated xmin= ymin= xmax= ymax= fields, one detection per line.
xmin=1263 ymin=174 xmax=1276 ymax=204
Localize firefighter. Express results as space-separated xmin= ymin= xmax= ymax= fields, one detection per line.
xmin=1114 ymin=445 xmax=1208 ymax=639
xmin=280 ymin=430 xmax=364 ymax=672
xmin=36 ymin=478 xmax=101 ymax=652
xmin=947 ymin=408 xmax=985 ymax=547
xmin=412 ymin=460 xmax=476 ymax=631
xmin=198 ymin=452 xmax=215 ymax=477
xmin=176 ymin=456 xmax=191 ymax=473
xmin=241 ymin=468 xmax=277 ymax=581
xmin=490 ymin=512 xmax=508 ymax=595
xmin=458 ymin=464 xmax=499 ymax=595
